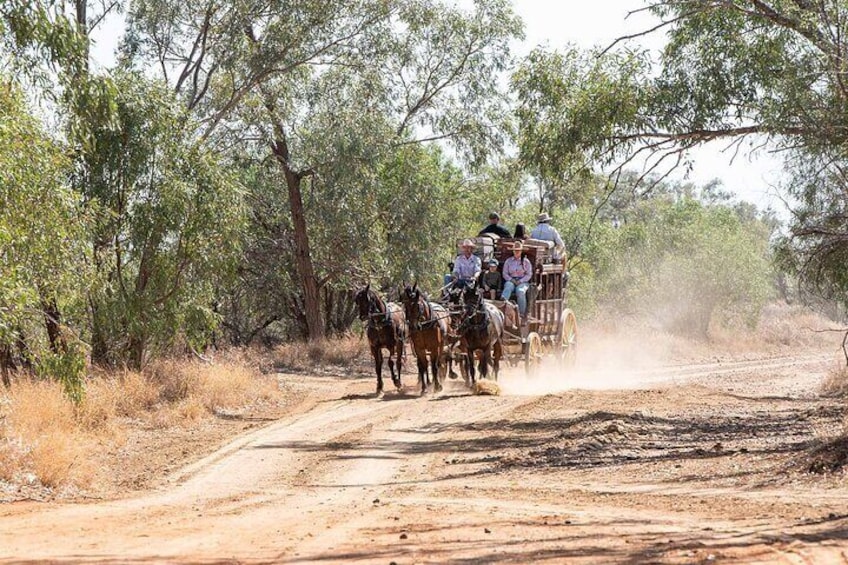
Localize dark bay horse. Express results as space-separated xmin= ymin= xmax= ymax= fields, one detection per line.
xmin=442 ymin=284 xmax=469 ymax=383
xmin=354 ymin=284 xmax=407 ymax=396
xmin=459 ymin=287 xmax=504 ymax=384
xmin=401 ymin=284 xmax=449 ymax=395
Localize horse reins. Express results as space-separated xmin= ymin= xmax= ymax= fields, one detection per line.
xmin=459 ymin=301 xmax=489 ymax=333
xmin=366 ymin=291 xmax=392 ymax=329
xmin=409 ymin=295 xmax=451 ymax=332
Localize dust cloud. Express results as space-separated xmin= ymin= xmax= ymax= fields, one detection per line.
xmin=496 ymin=325 xmax=696 ymax=396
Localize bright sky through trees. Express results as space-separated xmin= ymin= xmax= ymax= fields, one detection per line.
xmin=89 ymin=1 xmax=783 ymax=210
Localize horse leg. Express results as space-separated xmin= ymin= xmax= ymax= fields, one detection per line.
xmin=417 ymin=353 xmax=428 ymax=395
xmin=373 ymin=346 xmax=384 ymax=397
xmin=493 ymin=341 xmax=502 ymax=381
xmin=391 ymin=341 xmax=403 ymax=390
xmin=431 ymin=348 xmax=443 ymax=393
xmin=467 ymin=348 xmax=476 ymax=387
xmin=480 ymin=347 xmax=490 ymax=381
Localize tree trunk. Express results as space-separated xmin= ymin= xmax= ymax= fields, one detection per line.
xmin=15 ymin=326 xmax=31 ymax=370
xmin=267 ymin=112 xmax=324 ymax=341
xmin=41 ymin=296 xmax=66 ymax=354
xmin=283 ymin=169 xmax=324 ymax=340
xmin=1 ymin=343 xmax=14 ymax=387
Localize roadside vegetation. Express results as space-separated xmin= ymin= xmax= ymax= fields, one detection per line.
xmin=2 ymin=0 xmax=848 ymax=494
xmin=0 ymin=355 xmax=280 ymax=495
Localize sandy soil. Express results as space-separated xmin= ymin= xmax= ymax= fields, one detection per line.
xmin=1 ymin=344 xmax=847 ymax=564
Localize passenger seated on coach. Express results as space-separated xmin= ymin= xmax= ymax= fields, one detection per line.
xmin=480 ymin=258 xmax=502 ymax=300
xmin=501 ymin=241 xmax=532 ymax=319
xmin=443 ymin=261 xmax=455 ymax=287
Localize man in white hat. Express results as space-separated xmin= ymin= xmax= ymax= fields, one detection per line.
xmin=451 ymin=239 xmax=482 ymax=288
xmin=531 ymin=212 xmax=565 ymax=260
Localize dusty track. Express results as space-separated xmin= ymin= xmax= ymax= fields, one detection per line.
xmin=1 ymin=352 xmax=847 ymax=564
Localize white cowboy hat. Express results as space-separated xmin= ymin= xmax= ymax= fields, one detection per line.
xmin=537 ymin=212 xmax=552 ymax=223
xmin=460 ymin=238 xmax=476 ymax=248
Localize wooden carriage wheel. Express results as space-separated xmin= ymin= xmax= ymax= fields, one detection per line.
xmin=523 ymin=332 xmax=543 ymax=377
xmin=558 ymin=308 xmax=577 ymax=368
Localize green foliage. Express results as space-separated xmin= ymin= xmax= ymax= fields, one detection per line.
xmin=35 ymin=342 xmax=87 ymax=404
xmin=122 ymin=0 xmax=523 ymax=341
xmin=512 ymin=46 xmax=651 ymax=208
xmin=0 ymin=80 xmax=90 ymax=367
xmin=79 ymin=73 xmax=245 ymax=366
xmin=566 ymin=191 xmax=774 ymax=337
xmin=0 ymin=0 xmax=88 ymax=76
xmin=511 ymin=3 xmax=848 ymax=315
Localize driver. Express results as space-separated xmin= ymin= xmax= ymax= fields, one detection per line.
xmin=451 ymin=239 xmax=482 ymax=289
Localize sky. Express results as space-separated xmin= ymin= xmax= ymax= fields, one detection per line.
xmin=89 ymin=1 xmax=785 ymax=211
xmin=510 ymin=0 xmax=784 ymax=210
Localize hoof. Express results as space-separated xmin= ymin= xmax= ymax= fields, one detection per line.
xmin=449 ymin=370 xmax=459 ymax=380
xmin=434 ymin=383 xmax=443 ymax=393
xmin=376 ymin=390 xmax=384 ymax=399
xmin=393 ymin=379 xmax=402 ymax=390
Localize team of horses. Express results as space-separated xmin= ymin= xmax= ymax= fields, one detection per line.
xmin=354 ymin=282 xmax=505 ymax=396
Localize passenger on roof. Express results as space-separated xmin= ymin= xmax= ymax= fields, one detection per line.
xmin=513 ymin=222 xmax=527 ymax=240
xmin=478 ymin=211 xmax=511 ymax=238
xmin=530 ymin=212 xmax=565 ymax=260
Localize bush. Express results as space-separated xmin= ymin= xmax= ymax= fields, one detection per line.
xmin=577 ymin=197 xmax=773 ymax=337
xmin=35 ymin=342 xmax=87 ymax=404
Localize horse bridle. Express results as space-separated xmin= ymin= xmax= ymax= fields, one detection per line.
xmin=460 ymin=298 xmax=489 ymax=333
xmin=409 ymin=294 xmax=446 ymax=332
xmin=365 ymin=291 xmax=391 ymax=329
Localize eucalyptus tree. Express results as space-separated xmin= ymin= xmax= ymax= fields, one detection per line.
xmin=77 ymin=73 xmax=244 ymax=366
xmin=512 ymin=1 xmax=848 ymax=312
xmin=123 ymin=0 xmax=523 ymax=340
xmin=0 ymin=81 xmax=90 ymax=385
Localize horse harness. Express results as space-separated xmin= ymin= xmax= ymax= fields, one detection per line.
xmin=460 ymin=303 xmax=490 ymax=333
xmin=409 ymin=298 xmax=449 ymax=333
xmin=366 ymin=292 xmax=393 ymax=329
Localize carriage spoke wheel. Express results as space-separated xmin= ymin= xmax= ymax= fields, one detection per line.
xmin=523 ymin=332 xmax=543 ymax=377
xmin=558 ymin=308 xmax=578 ymax=369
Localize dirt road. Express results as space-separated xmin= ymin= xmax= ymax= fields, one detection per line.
xmin=1 ymin=351 xmax=847 ymax=564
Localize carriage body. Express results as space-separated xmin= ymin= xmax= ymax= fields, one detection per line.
xmin=452 ymin=234 xmax=578 ymax=375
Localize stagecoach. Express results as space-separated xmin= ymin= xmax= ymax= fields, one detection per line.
xmin=443 ymin=235 xmax=578 ymax=377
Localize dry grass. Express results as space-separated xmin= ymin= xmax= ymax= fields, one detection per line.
xmin=0 ymin=379 xmax=95 ymax=489
xmin=756 ymin=303 xmax=837 ymax=347
xmin=274 ymin=335 xmax=368 ymax=371
xmin=473 ymin=380 xmax=501 ymax=396
xmin=0 ymin=352 xmax=282 ymax=494
xmin=820 ymin=363 xmax=848 ymax=398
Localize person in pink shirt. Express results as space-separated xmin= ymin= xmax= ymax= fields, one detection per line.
xmin=501 ymin=241 xmax=532 ymax=318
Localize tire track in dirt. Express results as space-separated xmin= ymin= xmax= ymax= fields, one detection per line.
xmin=0 ymin=353 xmax=845 ymax=563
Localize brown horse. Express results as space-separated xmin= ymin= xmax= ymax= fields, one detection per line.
xmin=354 ymin=284 xmax=407 ymax=396
xmin=401 ymin=283 xmax=449 ymax=395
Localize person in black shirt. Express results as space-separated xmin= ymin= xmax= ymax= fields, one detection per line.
xmin=478 ymin=212 xmax=511 ymax=238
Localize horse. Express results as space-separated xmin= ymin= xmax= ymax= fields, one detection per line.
xmin=442 ymin=283 xmax=470 ymax=384
xmin=458 ymin=286 xmax=504 ymax=384
xmin=401 ymin=283 xmax=449 ymax=395
xmin=354 ymin=284 xmax=407 ymax=396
